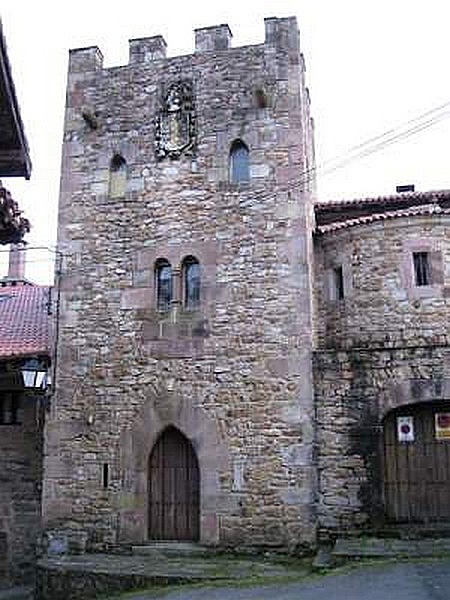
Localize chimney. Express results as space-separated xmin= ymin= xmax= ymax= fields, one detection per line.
xmin=8 ymin=242 xmax=26 ymax=281
xmin=396 ymin=184 xmax=415 ymax=193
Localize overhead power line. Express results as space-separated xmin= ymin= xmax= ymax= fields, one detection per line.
xmin=296 ymin=99 xmax=450 ymax=190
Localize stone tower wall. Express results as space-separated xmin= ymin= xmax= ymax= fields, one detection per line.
xmin=43 ymin=17 xmax=317 ymax=551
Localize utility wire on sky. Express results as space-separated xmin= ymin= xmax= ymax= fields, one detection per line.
xmin=296 ymin=99 xmax=450 ymax=190
xmin=247 ymin=99 xmax=450 ymax=203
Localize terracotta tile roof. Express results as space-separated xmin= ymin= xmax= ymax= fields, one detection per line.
xmin=0 ymin=284 xmax=50 ymax=359
xmin=314 ymin=189 xmax=450 ymax=233
xmin=315 ymin=189 xmax=450 ymax=213
xmin=316 ymin=203 xmax=450 ymax=235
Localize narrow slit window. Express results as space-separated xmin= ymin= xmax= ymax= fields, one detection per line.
xmin=155 ymin=259 xmax=172 ymax=311
xmin=334 ymin=266 xmax=344 ymax=300
xmin=183 ymin=256 xmax=200 ymax=309
xmin=102 ymin=463 xmax=109 ymax=489
xmin=230 ymin=140 xmax=250 ymax=184
xmin=413 ymin=252 xmax=431 ymax=286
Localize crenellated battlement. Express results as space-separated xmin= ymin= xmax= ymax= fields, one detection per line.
xmin=129 ymin=35 xmax=167 ymax=64
xmin=68 ymin=16 xmax=300 ymax=72
xmin=194 ymin=24 xmax=232 ymax=53
xmin=68 ymin=45 xmax=104 ymax=73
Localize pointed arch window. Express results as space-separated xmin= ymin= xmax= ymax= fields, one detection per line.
xmin=109 ymin=153 xmax=127 ymax=197
xmin=183 ymin=256 xmax=200 ymax=309
xmin=155 ymin=259 xmax=172 ymax=311
xmin=230 ymin=140 xmax=249 ymax=184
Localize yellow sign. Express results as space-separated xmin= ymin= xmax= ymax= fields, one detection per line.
xmin=435 ymin=413 xmax=450 ymax=440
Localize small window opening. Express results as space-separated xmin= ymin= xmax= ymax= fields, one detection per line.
xmin=155 ymin=259 xmax=172 ymax=311
xmin=254 ymin=89 xmax=268 ymax=109
xmin=109 ymin=154 xmax=127 ymax=197
xmin=183 ymin=256 xmax=201 ymax=309
xmin=230 ymin=140 xmax=250 ymax=184
xmin=0 ymin=393 xmax=20 ymax=425
xmin=102 ymin=463 xmax=109 ymax=489
xmin=110 ymin=154 xmax=126 ymax=172
xmin=334 ymin=266 xmax=344 ymax=300
xmin=413 ymin=252 xmax=431 ymax=286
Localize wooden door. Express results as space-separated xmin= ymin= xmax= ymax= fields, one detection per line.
xmin=383 ymin=402 xmax=450 ymax=522
xmin=148 ymin=427 xmax=200 ymax=540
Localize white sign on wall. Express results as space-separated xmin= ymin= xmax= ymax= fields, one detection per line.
xmin=397 ymin=416 xmax=415 ymax=442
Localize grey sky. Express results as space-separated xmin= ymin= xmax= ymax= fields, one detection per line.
xmin=2 ymin=0 xmax=450 ymax=283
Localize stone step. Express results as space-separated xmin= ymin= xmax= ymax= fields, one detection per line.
xmin=131 ymin=542 xmax=209 ymax=558
xmin=332 ymin=537 xmax=450 ymax=559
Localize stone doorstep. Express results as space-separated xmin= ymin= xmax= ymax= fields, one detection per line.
xmin=332 ymin=537 xmax=450 ymax=559
xmin=131 ymin=542 xmax=209 ymax=558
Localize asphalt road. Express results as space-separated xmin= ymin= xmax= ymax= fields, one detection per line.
xmin=128 ymin=559 xmax=450 ymax=600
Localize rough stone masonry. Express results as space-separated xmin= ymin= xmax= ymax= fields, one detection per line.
xmin=42 ymin=17 xmax=317 ymax=552
xmin=40 ymin=14 xmax=450 ymax=562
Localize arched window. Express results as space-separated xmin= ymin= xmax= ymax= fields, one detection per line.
xmin=230 ymin=140 xmax=249 ymax=184
xmin=109 ymin=153 xmax=127 ymax=197
xmin=155 ymin=259 xmax=172 ymax=311
xmin=183 ymin=256 xmax=200 ymax=309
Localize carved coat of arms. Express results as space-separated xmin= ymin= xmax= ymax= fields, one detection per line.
xmin=155 ymin=81 xmax=195 ymax=160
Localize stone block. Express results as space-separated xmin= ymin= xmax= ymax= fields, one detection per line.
xmin=195 ymin=24 xmax=232 ymax=52
xmin=129 ymin=36 xmax=167 ymax=63
xmin=68 ymin=46 xmax=103 ymax=73
xmin=121 ymin=288 xmax=151 ymax=310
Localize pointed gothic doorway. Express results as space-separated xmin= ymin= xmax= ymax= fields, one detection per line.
xmin=148 ymin=426 xmax=200 ymax=541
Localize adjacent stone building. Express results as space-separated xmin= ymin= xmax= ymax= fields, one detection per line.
xmin=0 ymin=247 xmax=50 ymax=584
xmin=314 ymin=192 xmax=450 ymax=539
xmin=0 ymin=16 xmax=39 ymax=587
xmin=42 ymin=16 xmax=450 ymax=556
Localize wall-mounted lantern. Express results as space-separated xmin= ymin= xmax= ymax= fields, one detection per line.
xmin=20 ymin=358 xmax=49 ymax=390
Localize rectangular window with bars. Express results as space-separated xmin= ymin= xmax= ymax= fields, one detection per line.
xmin=413 ymin=252 xmax=431 ymax=286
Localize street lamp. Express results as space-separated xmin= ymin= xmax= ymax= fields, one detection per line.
xmin=20 ymin=358 xmax=48 ymax=390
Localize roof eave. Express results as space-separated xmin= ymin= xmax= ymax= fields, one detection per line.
xmin=0 ymin=19 xmax=31 ymax=179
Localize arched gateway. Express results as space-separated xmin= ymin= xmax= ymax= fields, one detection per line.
xmin=383 ymin=401 xmax=450 ymax=522
xmin=148 ymin=427 xmax=200 ymax=540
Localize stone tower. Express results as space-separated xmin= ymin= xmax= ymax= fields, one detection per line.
xmin=43 ymin=17 xmax=317 ymax=551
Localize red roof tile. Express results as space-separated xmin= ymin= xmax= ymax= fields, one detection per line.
xmin=316 ymin=203 xmax=450 ymax=235
xmin=0 ymin=284 xmax=50 ymax=359
xmin=315 ymin=189 xmax=450 ymax=212
xmin=314 ymin=189 xmax=450 ymax=231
